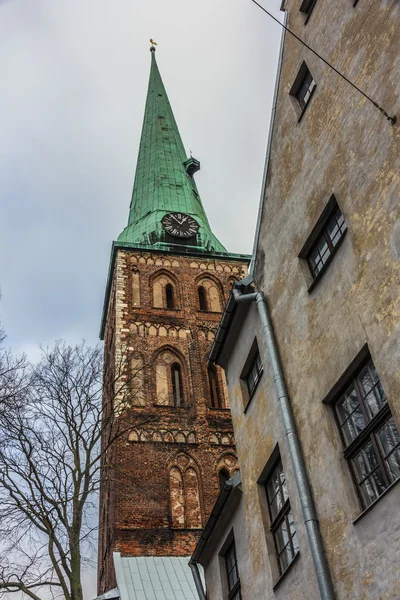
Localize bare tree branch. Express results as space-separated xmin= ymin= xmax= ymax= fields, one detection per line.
xmin=0 ymin=339 xmax=154 ymax=600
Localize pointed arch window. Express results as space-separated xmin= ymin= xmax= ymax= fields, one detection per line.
xmin=197 ymin=278 xmax=222 ymax=313
xmin=152 ymin=273 xmax=179 ymax=309
xmin=208 ymin=365 xmax=222 ymax=408
xmin=155 ymin=350 xmax=186 ymax=407
xmin=166 ymin=283 xmax=175 ymax=309
xmin=198 ymin=286 xmax=207 ymax=311
xmin=172 ymin=363 xmax=184 ymax=407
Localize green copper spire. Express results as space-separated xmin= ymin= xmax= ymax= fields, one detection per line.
xmin=117 ymin=46 xmax=226 ymax=253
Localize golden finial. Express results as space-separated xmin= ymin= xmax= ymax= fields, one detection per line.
xmin=150 ymin=39 xmax=157 ymax=52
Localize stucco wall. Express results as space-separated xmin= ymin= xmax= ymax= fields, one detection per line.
xmin=209 ymin=0 xmax=400 ymax=598
xmin=222 ymin=0 xmax=400 ymax=598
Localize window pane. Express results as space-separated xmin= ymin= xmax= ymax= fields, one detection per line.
xmin=274 ymin=518 xmax=290 ymax=554
xmin=317 ymin=236 xmax=330 ymax=260
xmin=336 ymin=386 xmax=360 ymax=425
xmin=267 ymin=462 xmax=287 ymax=521
xmin=266 ymin=471 xmax=279 ymax=505
xmin=337 ymin=386 xmax=366 ymax=445
xmin=359 ymin=469 xmax=387 ymax=507
xmin=377 ymin=417 xmax=400 ymax=483
xmin=377 ymin=417 xmax=400 ymax=456
xmin=358 ymin=363 xmax=386 ymax=419
xmin=327 ymin=217 xmax=339 ymax=244
xmin=352 ymin=440 xmax=379 ymax=482
xmin=385 ymin=450 xmax=400 ymax=482
xmin=281 ymin=473 xmax=289 ymax=503
xmin=225 ymin=543 xmax=239 ymax=591
xmin=352 ymin=440 xmax=387 ymax=507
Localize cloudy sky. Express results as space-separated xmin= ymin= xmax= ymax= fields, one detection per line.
xmin=0 ymin=0 xmax=282 ymax=595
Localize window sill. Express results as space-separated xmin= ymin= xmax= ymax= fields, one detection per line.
xmin=307 ymin=228 xmax=348 ymax=293
xmin=198 ymin=310 xmax=223 ymax=315
xmin=208 ymin=407 xmax=231 ymax=412
xmin=272 ymin=551 xmax=300 ymax=590
xmin=243 ymin=371 xmax=263 ymax=414
xmin=353 ymin=476 xmax=400 ymax=525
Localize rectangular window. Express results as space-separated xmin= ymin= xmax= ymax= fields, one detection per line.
xmin=299 ymin=0 xmax=318 ymax=20
xmin=299 ymin=196 xmax=347 ymax=289
xmin=334 ymin=356 xmax=400 ymax=509
xmin=224 ymin=540 xmax=242 ymax=600
xmin=265 ymin=459 xmax=299 ymax=576
xmin=245 ymin=351 xmax=263 ymax=398
xmin=307 ymin=203 xmax=346 ymax=278
xmin=290 ymin=62 xmax=316 ymax=118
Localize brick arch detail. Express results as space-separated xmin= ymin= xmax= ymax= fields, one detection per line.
xmin=214 ymin=451 xmax=239 ymax=477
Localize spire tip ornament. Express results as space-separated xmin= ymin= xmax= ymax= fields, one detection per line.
xmin=150 ymin=39 xmax=157 ymax=52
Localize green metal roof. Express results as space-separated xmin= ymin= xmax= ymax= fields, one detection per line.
xmin=117 ymin=47 xmax=226 ymax=253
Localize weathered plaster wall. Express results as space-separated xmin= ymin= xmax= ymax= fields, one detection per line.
xmin=218 ymin=304 xmax=320 ymax=599
xmin=247 ymin=0 xmax=400 ymax=598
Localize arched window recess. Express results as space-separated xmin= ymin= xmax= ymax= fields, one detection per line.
xmin=171 ymin=362 xmax=184 ymax=407
xmin=208 ymin=365 xmax=222 ymax=409
xmin=198 ymin=286 xmax=207 ymax=311
xmin=166 ymin=283 xmax=175 ymax=309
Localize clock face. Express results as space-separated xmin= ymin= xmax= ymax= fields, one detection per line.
xmin=161 ymin=212 xmax=200 ymax=239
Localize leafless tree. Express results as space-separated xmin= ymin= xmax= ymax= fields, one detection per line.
xmin=0 ymin=341 xmax=149 ymax=600
xmin=0 ymin=320 xmax=29 ymax=415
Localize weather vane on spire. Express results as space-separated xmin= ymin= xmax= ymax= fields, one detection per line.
xmin=150 ymin=39 xmax=157 ymax=52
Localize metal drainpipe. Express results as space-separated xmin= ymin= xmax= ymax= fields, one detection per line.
xmin=233 ymin=288 xmax=336 ymax=600
xmin=189 ymin=562 xmax=206 ymax=600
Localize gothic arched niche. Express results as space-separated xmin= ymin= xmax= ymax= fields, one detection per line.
xmin=208 ymin=364 xmax=222 ymax=408
xmin=154 ymin=349 xmax=187 ymax=406
xmin=169 ymin=467 xmax=185 ymax=528
xmin=151 ymin=271 xmax=179 ymax=309
xmin=168 ymin=453 xmax=203 ymax=529
xmin=196 ymin=276 xmax=223 ymax=312
xmin=131 ymin=351 xmax=145 ymax=406
xmin=131 ymin=268 xmax=141 ymax=307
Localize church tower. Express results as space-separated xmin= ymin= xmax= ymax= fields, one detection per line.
xmin=98 ymin=45 xmax=249 ymax=597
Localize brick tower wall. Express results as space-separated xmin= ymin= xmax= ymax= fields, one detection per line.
xmin=97 ymin=249 xmax=248 ymax=594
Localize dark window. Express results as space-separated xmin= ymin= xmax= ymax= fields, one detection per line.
xmin=219 ymin=468 xmax=230 ymax=490
xmin=209 ymin=365 xmax=222 ymax=408
xmin=166 ymin=283 xmax=175 ymax=309
xmin=299 ymin=196 xmax=347 ymax=288
xmin=225 ymin=540 xmax=242 ymax=600
xmin=308 ymin=204 xmax=346 ymax=278
xmin=198 ymin=286 xmax=207 ymax=311
xmin=290 ymin=62 xmax=316 ymax=116
xmin=299 ymin=0 xmax=317 ymax=20
xmin=265 ymin=459 xmax=299 ymax=576
xmin=171 ymin=363 xmax=184 ymax=407
xmin=245 ymin=351 xmax=263 ymax=399
xmin=334 ymin=358 xmax=400 ymax=509
xmin=296 ymin=69 xmax=316 ymax=110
